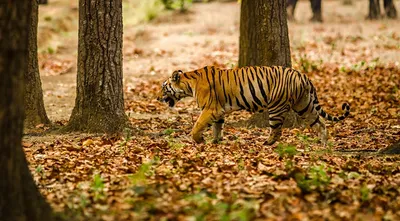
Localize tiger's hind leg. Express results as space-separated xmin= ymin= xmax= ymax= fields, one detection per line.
xmin=310 ymin=117 xmax=327 ymax=145
xmin=212 ymin=118 xmax=224 ymax=144
xmin=264 ymin=115 xmax=285 ymax=145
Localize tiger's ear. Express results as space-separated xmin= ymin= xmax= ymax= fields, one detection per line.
xmin=171 ymin=70 xmax=182 ymax=83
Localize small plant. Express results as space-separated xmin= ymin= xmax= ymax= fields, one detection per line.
xmin=35 ymin=165 xmax=44 ymax=177
xmin=161 ymin=0 xmax=193 ymax=12
xmin=275 ymin=144 xmax=298 ymax=159
xmin=183 ymin=192 xmax=256 ymax=221
xmin=237 ymin=158 xmax=245 ymax=171
xmin=91 ymin=173 xmax=105 ymax=202
xmin=167 ymin=137 xmax=185 ymax=150
xmin=360 ymin=185 xmax=370 ymax=202
xmin=298 ymin=54 xmax=321 ymax=73
xmin=163 ymin=128 xmax=175 ymax=135
xmin=129 ymin=158 xmax=159 ymax=186
xmin=119 ymin=127 xmax=133 ymax=153
xmin=294 ymin=165 xmax=331 ymax=193
xmin=47 ymin=47 xmax=55 ymax=54
xmin=120 ymin=127 xmax=132 ymax=146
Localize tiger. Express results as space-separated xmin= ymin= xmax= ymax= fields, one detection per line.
xmin=157 ymin=65 xmax=350 ymax=145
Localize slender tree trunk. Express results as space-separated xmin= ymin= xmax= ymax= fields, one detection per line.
xmin=310 ymin=0 xmax=323 ymax=22
xmin=384 ymin=0 xmax=397 ymax=18
xmin=25 ymin=0 xmax=51 ymax=128
xmin=367 ymin=0 xmax=381 ymax=19
xmin=66 ymin=0 xmax=128 ymax=133
xmin=239 ymin=0 xmax=292 ymax=128
xmin=0 ymin=1 xmax=53 ymax=220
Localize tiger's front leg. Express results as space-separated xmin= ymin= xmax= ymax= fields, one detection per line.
xmin=212 ymin=118 xmax=224 ymax=144
xmin=191 ymin=110 xmax=215 ymax=144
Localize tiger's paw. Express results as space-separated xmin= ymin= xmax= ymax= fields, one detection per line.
xmin=192 ymin=135 xmax=205 ymax=144
xmin=212 ymin=137 xmax=223 ymax=144
xmin=263 ymin=137 xmax=278 ymax=146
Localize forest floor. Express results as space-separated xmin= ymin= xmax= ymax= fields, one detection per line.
xmin=24 ymin=0 xmax=400 ymax=220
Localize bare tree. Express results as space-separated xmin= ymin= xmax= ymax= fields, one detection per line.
xmin=0 ymin=1 xmax=53 ymax=220
xmin=25 ymin=0 xmax=51 ymax=128
xmin=239 ymin=0 xmax=292 ymax=127
xmin=66 ymin=0 xmax=129 ymax=133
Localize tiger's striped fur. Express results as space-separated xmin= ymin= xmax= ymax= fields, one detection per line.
xmin=158 ymin=66 xmax=350 ymax=145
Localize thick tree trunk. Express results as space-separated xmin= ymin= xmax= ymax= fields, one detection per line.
xmin=0 ymin=1 xmax=53 ymax=221
xmin=310 ymin=0 xmax=323 ymax=22
xmin=239 ymin=0 xmax=292 ymax=128
xmin=25 ymin=0 xmax=51 ymax=128
xmin=66 ymin=0 xmax=128 ymax=133
xmin=367 ymin=0 xmax=381 ymax=19
xmin=239 ymin=0 xmax=291 ymax=68
xmin=384 ymin=0 xmax=397 ymax=18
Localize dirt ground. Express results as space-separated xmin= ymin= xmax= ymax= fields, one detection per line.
xmin=23 ymin=0 xmax=400 ymax=220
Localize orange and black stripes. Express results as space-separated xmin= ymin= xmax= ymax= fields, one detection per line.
xmin=160 ymin=65 xmax=350 ymax=124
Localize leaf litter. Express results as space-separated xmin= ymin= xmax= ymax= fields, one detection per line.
xmin=24 ymin=1 xmax=400 ymax=220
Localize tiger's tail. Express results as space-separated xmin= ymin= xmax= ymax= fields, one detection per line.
xmin=315 ymin=102 xmax=350 ymax=122
xmin=309 ymin=82 xmax=350 ymax=122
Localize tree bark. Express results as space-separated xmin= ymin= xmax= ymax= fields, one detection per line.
xmin=0 ymin=1 xmax=53 ymax=220
xmin=239 ymin=0 xmax=292 ymax=128
xmin=25 ymin=0 xmax=51 ymax=128
xmin=367 ymin=0 xmax=381 ymax=19
xmin=239 ymin=0 xmax=291 ymax=68
xmin=384 ymin=0 xmax=397 ymax=19
xmin=66 ymin=0 xmax=128 ymax=133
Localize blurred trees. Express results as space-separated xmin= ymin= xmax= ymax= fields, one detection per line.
xmin=368 ymin=0 xmax=397 ymax=19
xmin=66 ymin=0 xmax=129 ymax=133
xmin=368 ymin=0 xmax=381 ymax=19
xmin=239 ymin=0 xmax=291 ymax=127
xmin=383 ymin=0 xmax=397 ymax=18
xmin=287 ymin=0 xmax=323 ymax=22
xmin=0 ymin=1 xmax=53 ymax=220
xmin=25 ymin=0 xmax=51 ymax=128
xmin=162 ymin=0 xmax=192 ymax=11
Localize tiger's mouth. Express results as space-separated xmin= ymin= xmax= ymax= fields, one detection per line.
xmin=159 ymin=96 xmax=176 ymax=107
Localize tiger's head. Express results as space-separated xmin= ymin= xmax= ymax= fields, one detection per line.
xmin=157 ymin=70 xmax=194 ymax=107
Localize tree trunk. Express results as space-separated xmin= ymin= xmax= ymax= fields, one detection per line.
xmin=0 ymin=1 xmax=53 ymax=221
xmin=384 ymin=0 xmax=397 ymax=19
xmin=239 ymin=0 xmax=291 ymax=68
xmin=25 ymin=0 xmax=51 ymax=128
xmin=66 ymin=0 xmax=128 ymax=133
xmin=239 ymin=0 xmax=292 ymax=128
xmin=367 ymin=0 xmax=381 ymax=19
xmin=310 ymin=0 xmax=323 ymax=22
xmin=39 ymin=0 xmax=48 ymax=4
